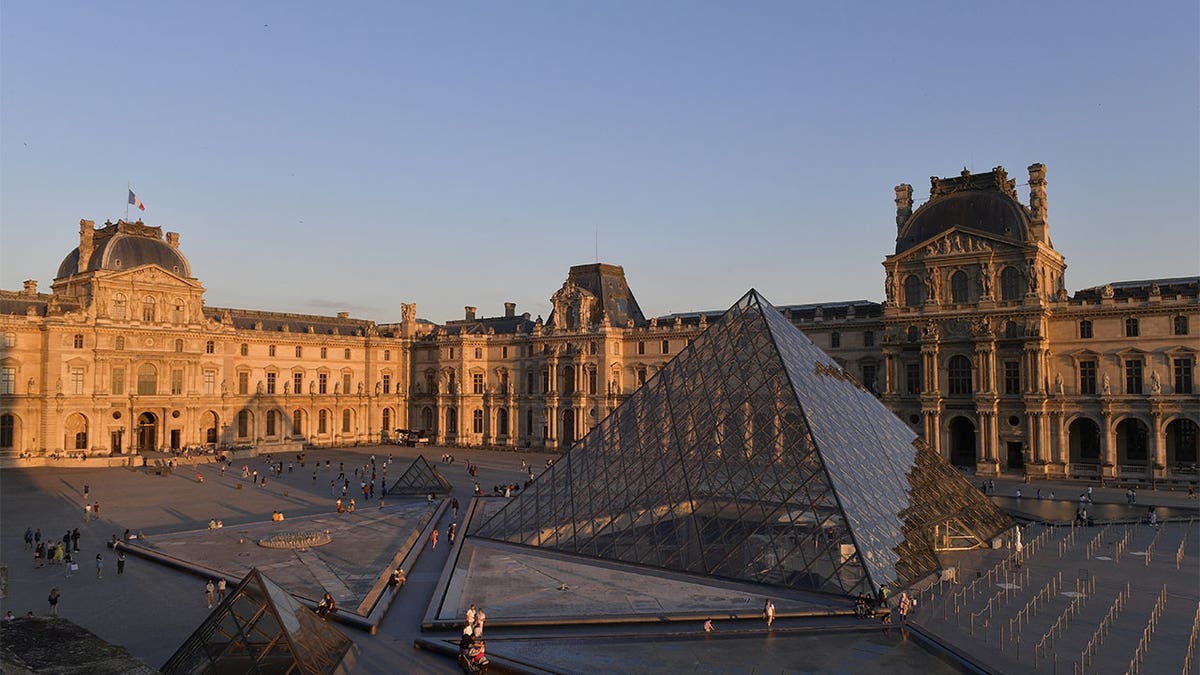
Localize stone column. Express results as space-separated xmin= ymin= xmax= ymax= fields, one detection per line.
xmin=1150 ymin=408 xmax=1165 ymax=478
xmin=1100 ymin=408 xmax=1116 ymax=479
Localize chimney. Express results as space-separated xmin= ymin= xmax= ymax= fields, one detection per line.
xmin=504 ymin=302 xmax=516 ymax=318
xmin=1028 ymin=163 xmax=1048 ymax=243
xmin=465 ymin=306 xmax=476 ymax=321
xmin=894 ymin=184 xmax=913 ymax=234
xmin=78 ymin=220 xmax=95 ymax=274
xmin=166 ymin=232 xmax=180 ymax=248
xmin=22 ymin=279 xmax=38 ymax=295
xmin=337 ymin=312 xmax=349 ymax=319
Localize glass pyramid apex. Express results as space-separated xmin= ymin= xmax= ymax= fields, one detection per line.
xmin=161 ymin=568 xmax=353 ymax=675
xmin=386 ymin=454 xmax=453 ymax=496
xmin=474 ymin=290 xmax=1011 ymax=597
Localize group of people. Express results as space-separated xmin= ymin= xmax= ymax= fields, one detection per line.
xmin=203 ymin=578 xmax=228 ymax=609
xmin=458 ymin=606 xmax=489 ymax=673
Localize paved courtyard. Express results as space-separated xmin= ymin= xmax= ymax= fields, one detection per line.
xmin=2 ymin=446 xmax=1197 ymax=673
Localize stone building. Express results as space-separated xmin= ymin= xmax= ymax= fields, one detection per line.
xmin=0 ymin=163 xmax=1196 ymax=483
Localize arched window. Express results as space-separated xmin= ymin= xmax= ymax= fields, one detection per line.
xmin=112 ymin=294 xmax=127 ymax=320
xmin=446 ymin=408 xmax=458 ymax=434
xmin=318 ymin=409 xmax=328 ymax=434
xmin=142 ymin=296 xmax=156 ymax=322
xmin=948 ymin=355 xmax=973 ymax=395
xmin=904 ymin=275 xmax=925 ymax=307
xmin=473 ymin=409 xmax=484 ymax=433
xmin=266 ymin=410 xmax=277 ymax=436
xmin=498 ymin=408 xmax=509 ymax=436
xmin=137 ymin=364 xmax=157 ymax=395
xmin=950 ymin=270 xmax=969 ymax=304
xmin=205 ymin=340 xmax=214 ymax=354
xmin=237 ymin=410 xmax=249 ymax=438
xmin=293 ymin=409 xmax=303 ymax=435
xmin=0 ymin=414 xmax=14 ymax=448
xmin=342 ymin=409 xmax=351 ymax=433
xmin=1000 ymin=267 xmax=1024 ymax=300
xmin=381 ymin=408 xmax=391 ymax=432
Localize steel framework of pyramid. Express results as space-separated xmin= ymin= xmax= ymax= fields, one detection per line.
xmin=386 ymin=454 xmax=453 ymax=496
xmin=474 ymin=290 xmax=1012 ymax=597
xmin=161 ymin=568 xmax=353 ymax=675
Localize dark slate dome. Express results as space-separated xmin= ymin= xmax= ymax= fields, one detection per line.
xmin=895 ymin=167 xmax=1032 ymax=254
xmin=56 ymin=222 xmax=192 ymax=280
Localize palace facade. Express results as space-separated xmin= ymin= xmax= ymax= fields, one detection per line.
xmin=1 ymin=163 xmax=1196 ymax=481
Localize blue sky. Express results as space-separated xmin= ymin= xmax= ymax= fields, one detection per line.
xmin=2 ymin=2 xmax=1197 ymax=323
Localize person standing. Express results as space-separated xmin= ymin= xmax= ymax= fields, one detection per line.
xmin=83 ymin=483 xmax=90 ymax=501
xmin=898 ymin=592 xmax=912 ymax=623
xmin=84 ymin=503 xmax=92 ymax=521
xmin=764 ymin=599 xmax=776 ymax=628
xmin=452 ymin=498 xmax=460 ymax=519
xmin=48 ymin=588 xmax=60 ymax=616
xmin=116 ymin=550 xmax=126 ymax=575
xmin=448 ymin=522 xmax=457 ymax=544
xmin=466 ymin=604 xmax=476 ymax=628
xmin=71 ymin=528 xmax=80 ymax=553
xmin=474 ymin=607 xmax=486 ymax=637
xmin=431 ymin=528 xmax=439 ymax=550
xmin=95 ymin=554 xmax=103 ymax=579
xmin=24 ymin=526 xmax=33 ymax=550
xmin=205 ymin=580 xmax=215 ymax=609
xmin=217 ymin=577 xmax=227 ymax=601
xmin=64 ymin=551 xmax=74 ymax=578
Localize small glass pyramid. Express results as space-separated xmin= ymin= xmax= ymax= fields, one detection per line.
xmin=474 ymin=290 xmax=1012 ymax=597
xmin=385 ymin=454 xmax=453 ymax=496
xmin=161 ymin=568 xmax=353 ymax=675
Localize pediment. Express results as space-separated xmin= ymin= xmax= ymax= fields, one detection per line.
xmin=892 ymin=226 xmax=1024 ymax=262
xmin=105 ymin=264 xmax=199 ymax=289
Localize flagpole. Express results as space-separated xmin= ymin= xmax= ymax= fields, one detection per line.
xmin=125 ymin=180 xmax=130 ymax=221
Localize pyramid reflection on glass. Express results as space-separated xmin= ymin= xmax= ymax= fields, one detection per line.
xmin=475 ymin=290 xmax=1012 ymax=597
xmin=386 ymin=454 xmax=453 ymax=497
xmin=161 ymin=568 xmax=353 ymax=675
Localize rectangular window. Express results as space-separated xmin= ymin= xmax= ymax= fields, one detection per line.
xmin=1175 ymin=358 xmax=1194 ymax=394
xmin=637 ymin=341 xmax=645 ymax=355
xmin=502 ymin=347 xmax=508 ymax=358
xmin=238 ymin=371 xmax=249 ymax=395
xmin=204 ymin=371 xmax=215 ymax=395
xmin=541 ymin=369 xmax=550 ymax=393
xmin=70 ymin=367 xmax=85 ymax=394
xmin=266 ymin=372 xmax=276 ymax=394
xmin=295 ymin=346 xmax=302 ymax=358
xmin=171 ymin=369 xmax=183 ymax=395
xmin=863 ymin=331 xmax=875 ymax=347
xmin=473 ymin=373 xmax=484 ymax=394
xmin=1 ymin=367 xmax=16 ymax=394
xmin=269 ymin=345 xmax=277 ymax=357
xmin=661 ymin=340 xmax=670 ymax=355
xmin=1004 ymin=361 xmax=1021 ymax=395
xmin=345 ymin=348 xmax=351 ymax=359
xmin=237 ymin=411 xmax=249 ymax=438
xmin=1079 ymin=360 xmax=1097 ymax=395
xmin=342 ymin=410 xmax=351 ymax=433
xmin=637 ymin=368 xmax=647 ymax=386
xmin=384 ymin=349 xmax=391 ymax=361
xmin=449 ymin=347 xmax=454 ymax=359
xmin=342 ymin=373 xmax=351 ymax=394
xmin=1125 ymin=318 xmax=1139 ymax=337
xmin=111 ymin=367 xmax=124 ymax=395
xmin=266 ymin=411 xmax=276 ymax=436
xmin=589 ymin=369 xmax=597 ymax=395
xmin=1175 ymin=316 xmax=1190 ymax=336
xmin=319 ymin=373 xmax=328 ymax=394
xmin=318 ymin=410 xmax=327 ymax=434
xmin=382 ymin=374 xmax=391 ymax=394
xmin=320 ymin=347 xmax=327 ymax=359
xmin=831 ymin=332 xmax=841 ymax=349
xmin=293 ymin=372 xmax=302 ymax=394
xmin=74 ymin=334 xmax=84 ymax=349
xmin=527 ymin=372 xmax=535 ymax=395
xmin=1125 ymin=359 xmax=1143 ymax=395
xmin=1079 ymin=320 xmax=1093 ymax=339
xmin=138 ymin=368 xmax=156 ymax=395
xmin=905 ymin=363 xmax=921 ymax=394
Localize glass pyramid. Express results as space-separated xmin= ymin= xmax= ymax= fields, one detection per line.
xmin=161 ymin=568 xmax=353 ymax=675
xmin=385 ymin=454 xmax=453 ymax=497
xmin=474 ymin=290 xmax=1012 ymax=597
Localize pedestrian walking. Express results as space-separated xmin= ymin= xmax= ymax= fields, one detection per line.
xmin=205 ymin=580 xmax=215 ymax=608
xmin=448 ymin=522 xmax=457 ymax=544
xmin=764 ymin=599 xmax=776 ymax=627
xmin=431 ymin=528 xmax=439 ymax=550
xmin=71 ymin=528 xmax=80 ymax=552
xmin=95 ymin=554 xmax=103 ymax=579
xmin=83 ymin=483 xmax=90 ymax=501
xmin=34 ymin=527 xmax=41 ymax=546
xmin=48 ymin=588 xmax=60 ymax=616
xmin=24 ymin=526 xmax=33 ymax=550
xmin=64 ymin=551 xmax=75 ymax=578
xmin=84 ymin=503 xmax=92 ymax=521
xmin=117 ymin=550 xmax=126 ymax=575
xmin=217 ymin=577 xmax=227 ymax=601
xmin=452 ymin=498 xmax=460 ymax=518
xmin=93 ymin=502 xmax=99 ymax=518
xmin=704 ymin=618 xmax=714 ymax=632
xmin=898 ymin=592 xmax=912 ymax=623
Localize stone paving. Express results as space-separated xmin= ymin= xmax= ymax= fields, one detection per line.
xmin=2 ymin=449 xmax=1197 ymax=674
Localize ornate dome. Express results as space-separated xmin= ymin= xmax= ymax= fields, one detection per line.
xmin=56 ymin=221 xmax=192 ymax=280
xmin=895 ymin=167 xmax=1033 ymax=254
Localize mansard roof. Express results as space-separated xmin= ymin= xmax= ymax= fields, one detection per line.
xmin=0 ymin=290 xmax=82 ymax=317
xmin=1071 ymin=277 xmax=1199 ymax=302
xmin=56 ymin=220 xmax=192 ymax=280
xmin=547 ymin=263 xmax=647 ymax=329
xmin=657 ymin=300 xmax=883 ymax=328
xmin=896 ymin=167 xmax=1033 ymax=254
xmin=439 ymin=314 xmax=536 ymax=336
xmin=204 ymin=306 xmax=377 ymax=336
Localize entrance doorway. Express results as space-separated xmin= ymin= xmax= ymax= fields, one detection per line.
xmin=110 ymin=430 xmax=123 ymax=454
xmin=136 ymin=412 xmax=157 ymax=453
xmin=948 ymin=417 xmax=976 ymax=468
xmin=1006 ymin=442 xmax=1025 ymax=471
xmin=170 ymin=429 xmax=181 ymax=451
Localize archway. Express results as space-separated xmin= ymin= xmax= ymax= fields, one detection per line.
xmin=137 ymin=412 xmax=157 ymax=453
xmin=1069 ymin=418 xmax=1101 ymax=464
xmin=1166 ymin=418 xmax=1198 ymax=467
xmin=64 ymin=413 xmax=89 ymax=452
xmin=202 ymin=411 xmax=219 ymax=446
xmin=948 ymin=416 xmax=976 ymax=468
xmin=381 ymin=408 xmax=392 ymax=442
xmin=1116 ymin=418 xmax=1149 ymax=465
xmin=497 ymin=408 xmax=509 ymax=437
xmin=561 ymin=409 xmax=576 ymax=447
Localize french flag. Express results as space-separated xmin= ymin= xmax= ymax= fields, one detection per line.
xmin=128 ymin=189 xmax=145 ymax=211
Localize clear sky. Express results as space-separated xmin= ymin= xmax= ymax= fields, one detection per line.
xmin=2 ymin=2 xmax=1197 ymax=324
